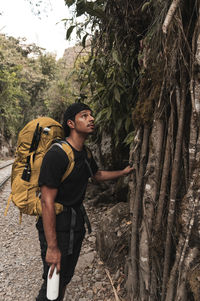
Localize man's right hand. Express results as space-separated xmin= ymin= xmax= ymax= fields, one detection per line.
xmin=46 ymin=246 xmax=61 ymax=278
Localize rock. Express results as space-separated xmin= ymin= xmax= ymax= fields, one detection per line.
xmin=72 ymin=275 xmax=81 ymax=282
xmin=96 ymin=202 xmax=130 ymax=271
xmin=87 ymin=290 xmax=93 ymax=299
xmin=94 ymin=281 xmax=102 ymax=290
xmin=76 ymin=252 xmax=95 ymax=270
xmin=87 ymin=236 xmax=96 ymax=244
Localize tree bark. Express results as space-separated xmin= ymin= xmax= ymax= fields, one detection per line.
xmin=130 ymin=125 xmax=150 ymax=299
xmin=162 ymin=0 xmax=181 ymax=34
xmin=161 ymin=78 xmax=187 ymax=300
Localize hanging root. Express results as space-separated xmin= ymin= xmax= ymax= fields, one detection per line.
xmin=162 ymin=0 xmax=181 ymax=34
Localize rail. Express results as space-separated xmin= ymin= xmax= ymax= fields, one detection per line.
xmin=0 ymin=175 xmax=11 ymax=189
xmin=0 ymin=161 xmax=13 ymax=170
xmin=0 ymin=160 xmax=13 ymax=189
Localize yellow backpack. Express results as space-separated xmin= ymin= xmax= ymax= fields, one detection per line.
xmin=5 ymin=117 xmax=75 ymax=220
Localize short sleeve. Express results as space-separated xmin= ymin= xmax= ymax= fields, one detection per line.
xmin=38 ymin=145 xmax=69 ymax=188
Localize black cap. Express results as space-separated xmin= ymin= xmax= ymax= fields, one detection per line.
xmin=63 ymin=102 xmax=92 ymax=136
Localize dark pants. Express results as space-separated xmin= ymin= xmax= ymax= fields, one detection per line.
xmin=36 ymin=229 xmax=85 ymax=301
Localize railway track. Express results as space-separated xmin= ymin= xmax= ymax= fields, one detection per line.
xmin=0 ymin=160 xmax=13 ymax=189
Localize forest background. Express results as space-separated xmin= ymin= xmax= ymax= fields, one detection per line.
xmin=1 ymin=0 xmax=200 ymax=300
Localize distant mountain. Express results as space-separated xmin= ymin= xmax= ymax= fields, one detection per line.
xmin=62 ymin=42 xmax=91 ymax=69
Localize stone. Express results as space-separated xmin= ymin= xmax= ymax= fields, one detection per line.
xmin=76 ymin=252 xmax=95 ymax=270
xmin=87 ymin=290 xmax=93 ymax=299
xmin=72 ymin=275 xmax=81 ymax=282
xmin=94 ymin=281 xmax=102 ymax=290
xmin=96 ymin=202 xmax=130 ymax=270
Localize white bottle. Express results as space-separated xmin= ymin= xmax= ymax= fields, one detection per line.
xmin=46 ymin=266 xmax=60 ymax=300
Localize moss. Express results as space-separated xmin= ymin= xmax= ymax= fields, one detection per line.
xmin=132 ymin=62 xmax=164 ymax=127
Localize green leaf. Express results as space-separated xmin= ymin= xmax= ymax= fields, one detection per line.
xmin=114 ymin=87 xmax=121 ymax=103
xmin=125 ymin=117 xmax=131 ymax=132
xmin=85 ymin=2 xmax=106 ymax=19
xmin=65 ymin=0 xmax=76 ymax=7
xmin=77 ymin=0 xmax=86 ymax=17
xmin=95 ymin=108 xmax=107 ymax=122
xmin=66 ymin=25 xmax=76 ymax=40
xmin=80 ymin=81 xmax=88 ymax=90
xmin=96 ymin=67 xmax=105 ymax=83
xmin=106 ymin=106 xmax=112 ymax=119
xmin=112 ymin=50 xmax=121 ymax=66
xmin=96 ymin=86 xmax=105 ymax=93
xmin=116 ymin=118 xmax=122 ymax=131
xmin=123 ymin=131 xmax=134 ymax=145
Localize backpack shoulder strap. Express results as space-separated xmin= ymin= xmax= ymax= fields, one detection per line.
xmin=49 ymin=140 xmax=74 ymax=182
xmin=55 ymin=141 xmax=75 ymax=182
xmin=52 ymin=141 xmax=93 ymax=181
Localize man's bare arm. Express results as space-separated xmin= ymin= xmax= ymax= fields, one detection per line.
xmin=93 ymin=165 xmax=134 ymax=181
xmin=40 ymin=185 xmax=61 ymax=277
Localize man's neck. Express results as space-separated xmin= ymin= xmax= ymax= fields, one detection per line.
xmin=66 ymin=133 xmax=87 ymax=151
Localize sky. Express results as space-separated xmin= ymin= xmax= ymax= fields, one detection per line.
xmin=0 ymin=0 xmax=76 ymax=59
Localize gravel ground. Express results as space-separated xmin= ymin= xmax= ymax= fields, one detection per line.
xmin=0 ymin=163 xmax=124 ymax=301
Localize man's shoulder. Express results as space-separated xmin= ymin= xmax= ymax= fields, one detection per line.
xmin=45 ymin=143 xmax=70 ymax=163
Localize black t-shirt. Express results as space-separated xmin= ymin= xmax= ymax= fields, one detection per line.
xmin=37 ymin=142 xmax=98 ymax=231
xmin=39 ymin=142 xmax=98 ymax=206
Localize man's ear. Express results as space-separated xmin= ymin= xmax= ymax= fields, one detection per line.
xmin=67 ymin=119 xmax=75 ymax=129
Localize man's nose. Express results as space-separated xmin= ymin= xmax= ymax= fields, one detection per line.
xmin=89 ymin=115 xmax=94 ymax=121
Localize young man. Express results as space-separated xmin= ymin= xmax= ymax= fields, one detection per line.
xmin=36 ymin=102 xmax=133 ymax=301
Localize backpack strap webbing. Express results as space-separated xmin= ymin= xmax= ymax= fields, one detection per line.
xmin=4 ymin=194 xmax=12 ymax=217
xmin=50 ymin=141 xmax=75 ymax=182
xmin=4 ymin=195 xmax=23 ymax=224
xmin=61 ymin=142 xmax=74 ymax=182
xmin=52 ymin=142 xmax=92 ymax=255
xmin=63 ymin=205 xmax=91 ymax=255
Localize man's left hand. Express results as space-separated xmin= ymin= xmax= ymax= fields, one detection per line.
xmin=122 ymin=165 xmax=134 ymax=176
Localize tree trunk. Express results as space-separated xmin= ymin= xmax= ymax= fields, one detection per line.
xmin=127 ymin=1 xmax=200 ymax=300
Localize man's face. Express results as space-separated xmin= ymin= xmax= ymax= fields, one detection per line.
xmin=70 ymin=109 xmax=95 ymax=135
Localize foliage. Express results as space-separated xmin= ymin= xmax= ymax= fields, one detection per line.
xmin=0 ymin=67 xmax=28 ymax=140
xmin=65 ymin=0 xmax=153 ymax=147
xmin=0 ymin=34 xmax=60 ymax=143
xmin=0 ymin=32 xmax=90 ymax=146
xmin=43 ymin=58 xmax=81 ymax=122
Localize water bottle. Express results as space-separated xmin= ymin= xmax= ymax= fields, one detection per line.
xmin=46 ymin=266 xmax=60 ymax=300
